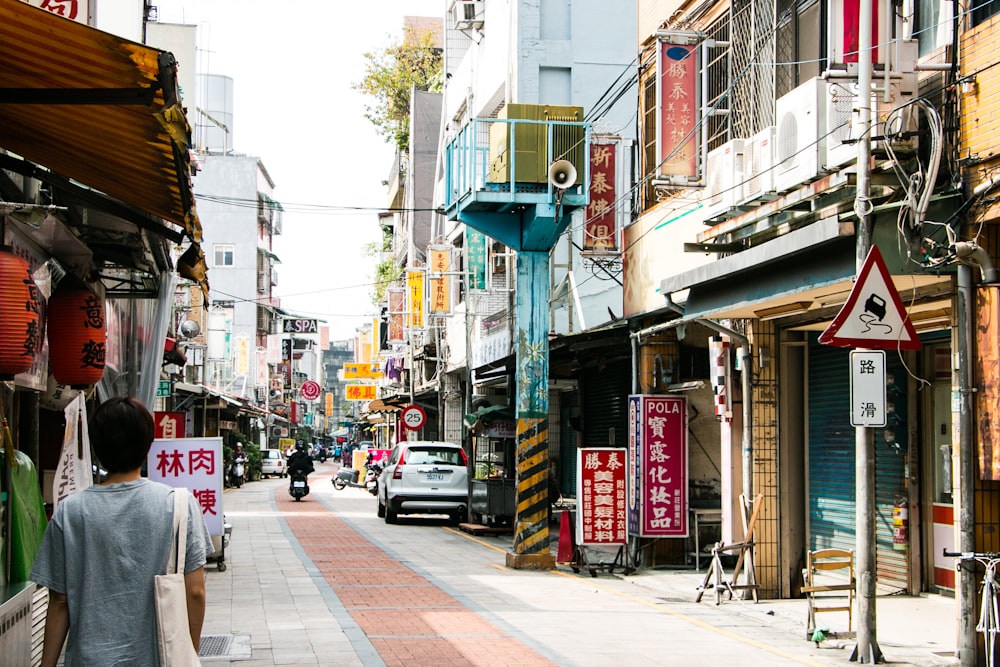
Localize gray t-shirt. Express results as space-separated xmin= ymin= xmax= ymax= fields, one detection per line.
xmin=31 ymin=479 xmax=214 ymax=667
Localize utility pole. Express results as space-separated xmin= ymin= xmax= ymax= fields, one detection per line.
xmin=852 ymin=1 xmax=881 ymax=662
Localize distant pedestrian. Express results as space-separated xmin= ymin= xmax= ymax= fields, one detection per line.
xmin=31 ymin=396 xmax=214 ymax=667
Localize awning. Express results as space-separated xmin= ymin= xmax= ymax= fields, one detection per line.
xmin=366 ymin=399 xmax=404 ymax=413
xmin=0 ymin=0 xmax=207 ymax=292
xmin=0 ymin=0 xmax=199 ymax=233
xmin=661 ymin=216 xmax=954 ymax=325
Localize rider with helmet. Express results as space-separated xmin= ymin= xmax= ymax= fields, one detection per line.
xmin=287 ymin=441 xmax=315 ymax=477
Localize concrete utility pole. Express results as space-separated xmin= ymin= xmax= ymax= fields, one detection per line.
xmin=852 ymin=1 xmax=882 ymax=662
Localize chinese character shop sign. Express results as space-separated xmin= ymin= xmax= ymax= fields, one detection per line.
xmin=148 ymin=437 xmax=223 ymax=536
xmin=657 ymin=36 xmax=700 ymax=179
xmin=628 ymin=395 xmax=688 ymax=538
xmin=585 ymin=141 xmax=618 ymax=252
xmin=154 ymin=411 xmax=186 ymax=439
xmin=576 ymin=448 xmax=627 ymax=545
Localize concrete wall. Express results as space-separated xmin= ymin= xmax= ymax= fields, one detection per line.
xmin=194 ymin=154 xmax=267 ymax=391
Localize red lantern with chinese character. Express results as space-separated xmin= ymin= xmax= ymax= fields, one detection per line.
xmin=0 ymin=246 xmax=42 ymax=380
xmin=47 ymin=277 xmax=106 ymax=388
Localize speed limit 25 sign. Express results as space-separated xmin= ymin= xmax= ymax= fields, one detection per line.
xmin=401 ymin=404 xmax=426 ymax=430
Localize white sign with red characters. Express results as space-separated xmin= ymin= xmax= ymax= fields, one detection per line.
xmin=148 ymin=437 xmax=224 ymax=536
xmin=299 ymin=380 xmax=321 ymax=401
xmin=576 ymin=447 xmax=628 ymax=545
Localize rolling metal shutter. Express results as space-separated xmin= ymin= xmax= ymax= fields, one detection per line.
xmin=581 ymin=361 xmax=631 ymax=449
xmin=808 ymin=337 xmax=909 ymax=590
xmin=558 ymin=391 xmax=578 ymax=496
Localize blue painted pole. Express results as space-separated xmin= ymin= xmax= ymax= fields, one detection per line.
xmin=506 ymin=250 xmax=556 ymax=569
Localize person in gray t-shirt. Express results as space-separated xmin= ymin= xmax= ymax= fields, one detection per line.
xmin=31 ymin=396 xmax=214 ymax=667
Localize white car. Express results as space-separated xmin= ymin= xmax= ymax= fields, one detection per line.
xmin=377 ymin=441 xmax=468 ymax=524
xmin=260 ymin=449 xmax=286 ymax=478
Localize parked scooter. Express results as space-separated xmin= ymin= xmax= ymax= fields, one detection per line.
xmin=332 ymin=464 xmax=380 ymax=494
xmin=229 ymin=451 xmax=246 ymax=488
xmin=289 ymin=470 xmax=310 ymax=501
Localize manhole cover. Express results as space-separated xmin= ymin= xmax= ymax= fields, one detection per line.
xmin=199 ymin=634 xmax=233 ymax=657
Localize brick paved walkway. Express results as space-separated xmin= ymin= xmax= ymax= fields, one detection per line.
xmin=276 ymin=491 xmax=555 ymax=666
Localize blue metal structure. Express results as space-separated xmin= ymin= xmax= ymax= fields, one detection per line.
xmin=445 ymin=114 xmax=590 ymax=566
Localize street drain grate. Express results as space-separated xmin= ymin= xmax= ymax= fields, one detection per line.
xmin=199 ymin=634 xmax=233 ymax=657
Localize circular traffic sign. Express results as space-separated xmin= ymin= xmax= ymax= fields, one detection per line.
xmin=401 ymin=404 xmax=426 ymax=430
xmin=299 ymin=380 xmax=321 ymax=401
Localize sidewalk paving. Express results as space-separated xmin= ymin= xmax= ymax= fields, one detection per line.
xmin=201 ymin=467 xmax=961 ymax=666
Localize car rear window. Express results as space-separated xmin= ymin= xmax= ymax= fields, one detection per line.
xmin=405 ymin=447 xmax=463 ymax=465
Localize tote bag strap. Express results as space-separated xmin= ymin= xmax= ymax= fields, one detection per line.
xmin=166 ymin=489 xmax=190 ymax=575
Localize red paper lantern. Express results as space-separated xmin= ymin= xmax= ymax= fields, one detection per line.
xmin=47 ymin=278 xmax=106 ymax=388
xmin=0 ymin=246 xmax=42 ymax=380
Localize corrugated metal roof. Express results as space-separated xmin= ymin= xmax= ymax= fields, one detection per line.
xmin=0 ymin=0 xmax=200 ymax=240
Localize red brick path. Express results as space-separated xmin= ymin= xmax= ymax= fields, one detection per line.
xmin=277 ymin=490 xmax=556 ymax=666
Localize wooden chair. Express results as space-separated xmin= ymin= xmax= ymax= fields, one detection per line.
xmin=801 ymin=548 xmax=855 ymax=635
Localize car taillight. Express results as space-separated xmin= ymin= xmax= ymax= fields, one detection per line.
xmin=392 ymin=467 xmax=403 ymax=480
xmin=460 ymin=449 xmax=468 ymax=466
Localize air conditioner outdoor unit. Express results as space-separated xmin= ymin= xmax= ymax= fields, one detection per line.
xmin=874 ymin=84 xmax=918 ymax=158
xmin=824 ymin=80 xmax=858 ymax=170
xmin=453 ymin=1 xmax=484 ymax=30
xmin=740 ymin=127 xmax=776 ymax=205
xmin=700 ymin=139 xmax=743 ymax=222
xmin=774 ymin=77 xmax=825 ymax=194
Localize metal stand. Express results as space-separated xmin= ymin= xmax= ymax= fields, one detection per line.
xmin=696 ymin=494 xmax=762 ymax=604
xmin=571 ymin=543 xmax=635 ymax=577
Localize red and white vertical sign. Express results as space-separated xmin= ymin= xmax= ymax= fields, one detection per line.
xmin=627 ymin=395 xmax=688 ymax=538
xmin=657 ymin=38 xmax=699 ymax=179
xmin=148 ymin=437 xmax=224 ymax=536
xmin=576 ymin=448 xmax=628 ymax=545
xmin=585 ymin=141 xmax=618 ymax=252
xmin=709 ymin=338 xmax=732 ymax=421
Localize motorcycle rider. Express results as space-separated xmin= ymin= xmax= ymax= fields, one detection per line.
xmin=230 ymin=444 xmax=247 ymax=487
xmin=287 ymin=441 xmax=314 ymax=478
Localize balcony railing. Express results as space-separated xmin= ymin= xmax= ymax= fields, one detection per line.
xmin=444 ymin=116 xmax=590 ymax=219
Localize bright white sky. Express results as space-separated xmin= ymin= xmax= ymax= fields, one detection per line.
xmin=154 ymin=1 xmax=443 ymax=341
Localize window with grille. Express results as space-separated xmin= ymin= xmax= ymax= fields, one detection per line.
xmin=775 ymin=0 xmax=823 ymax=99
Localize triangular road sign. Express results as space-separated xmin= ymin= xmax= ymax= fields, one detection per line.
xmin=818 ymin=245 xmax=922 ymax=350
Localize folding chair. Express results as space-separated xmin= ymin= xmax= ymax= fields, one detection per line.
xmin=801 ymin=548 xmax=855 ymax=635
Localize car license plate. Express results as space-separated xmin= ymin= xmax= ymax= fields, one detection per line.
xmin=293 ymin=481 xmax=306 ymax=488
xmin=425 ymin=472 xmax=443 ymax=481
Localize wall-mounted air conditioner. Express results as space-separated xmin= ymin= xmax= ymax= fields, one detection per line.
xmin=874 ymin=84 xmax=918 ymax=158
xmin=824 ymin=80 xmax=857 ymax=170
xmin=740 ymin=127 xmax=776 ymax=205
xmin=453 ymin=1 xmax=484 ymax=30
xmin=774 ymin=77 xmax=825 ymax=194
xmin=700 ymin=139 xmax=743 ymax=223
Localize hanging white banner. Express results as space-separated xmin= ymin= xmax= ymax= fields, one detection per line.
xmin=53 ymin=394 xmax=93 ymax=510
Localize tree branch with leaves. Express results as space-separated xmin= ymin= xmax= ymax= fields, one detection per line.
xmin=353 ymin=26 xmax=443 ymax=154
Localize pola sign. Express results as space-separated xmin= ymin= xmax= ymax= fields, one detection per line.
xmin=282 ymin=318 xmax=318 ymax=334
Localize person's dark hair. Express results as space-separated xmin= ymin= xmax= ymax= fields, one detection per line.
xmin=89 ymin=396 xmax=155 ymax=473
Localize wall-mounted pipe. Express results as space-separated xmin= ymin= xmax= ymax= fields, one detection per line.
xmin=661 ymin=294 xmax=754 ymax=499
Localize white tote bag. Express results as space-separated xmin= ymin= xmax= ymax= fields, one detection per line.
xmin=154 ymin=489 xmax=202 ymax=666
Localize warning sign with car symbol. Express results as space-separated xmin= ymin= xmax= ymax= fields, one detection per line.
xmin=818 ymin=245 xmax=922 ymax=351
